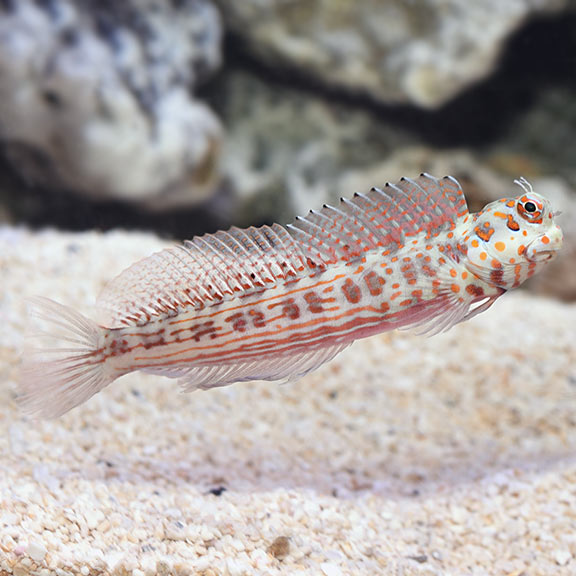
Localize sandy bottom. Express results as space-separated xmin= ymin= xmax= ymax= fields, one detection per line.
xmin=1 ymin=228 xmax=576 ymax=576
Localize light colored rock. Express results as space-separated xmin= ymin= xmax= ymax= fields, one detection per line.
xmin=217 ymin=71 xmax=414 ymax=225
xmin=26 ymin=540 xmax=47 ymax=563
xmin=1 ymin=226 xmax=576 ymax=575
xmin=494 ymin=87 xmax=576 ymax=187
xmin=554 ymin=550 xmax=572 ymax=567
xmin=214 ymin=0 xmax=567 ymax=108
xmin=0 ymin=0 xmax=223 ymax=208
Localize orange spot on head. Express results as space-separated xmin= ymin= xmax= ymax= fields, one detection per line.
xmin=506 ymin=215 xmax=520 ymax=231
xmin=494 ymin=241 xmax=506 ymax=252
xmin=518 ymin=245 xmax=526 ymax=256
xmin=449 ymin=268 xmax=457 ymax=278
xmin=451 ymin=283 xmax=460 ymax=293
xmin=475 ymin=225 xmax=495 ymax=242
xmin=461 ymin=271 xmax=468 ymax=280
xmin=471 ymin=239 xmax=479 ymax=248
xmin=542 ymin=235 xmax=550 ymax=244
xmin=479 ymin=252 xmax=487 ymax=261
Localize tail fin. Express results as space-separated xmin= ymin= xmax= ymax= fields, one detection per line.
xmin=19 ymin=297 xmax=114 ymax=418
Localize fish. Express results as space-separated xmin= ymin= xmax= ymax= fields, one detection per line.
xmin=19 ymin=174 xmax=563 ymax=418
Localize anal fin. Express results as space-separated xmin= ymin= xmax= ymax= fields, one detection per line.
xmin=143 ymin=343 xmax=350 ymax=392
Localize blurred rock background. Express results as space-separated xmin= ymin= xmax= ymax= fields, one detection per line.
xmin=0 ymin=0 xmax=575 ymax=299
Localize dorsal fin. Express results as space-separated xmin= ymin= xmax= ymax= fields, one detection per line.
xmin=96 ymin=224 xmax=317 ymax=328
xmin=287 ymin=173 xmax=469 ymax=264
xmin=96 ymin=174 xmax=469 ymax=327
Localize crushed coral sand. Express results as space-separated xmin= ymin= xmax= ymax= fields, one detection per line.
xmin=1 ymin=228 xmax=576 ymax=576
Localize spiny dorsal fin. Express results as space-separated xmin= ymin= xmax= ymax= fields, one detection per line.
xmin=287 ymin=173 xmax=469 ymax=264
xmin=96 ymin=223 xmax=318 ymax=328
xmin=96 ymin=175 xmax=469 ymax=327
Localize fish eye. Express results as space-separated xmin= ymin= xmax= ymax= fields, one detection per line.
xmin=517 ymin=195 xmax=543 ymax=223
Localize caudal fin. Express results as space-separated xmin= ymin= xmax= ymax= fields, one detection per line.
xmin=19 ymin=297 xmax=113 ymax=418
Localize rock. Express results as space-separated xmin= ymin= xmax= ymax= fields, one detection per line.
xmin=26 ymin=540 xmax=47 ymax=563
xmin=214 ymin=0 xmax=567 ymax=109
xmin=266 ymin=536 xmax=290 ymax=560
xmin=215 ymin=71 xmax=415 ymax=225
xmin=335 ymin=147 xmax=508 ymax=214
xmin=0 ymin=0 xmax=223 ymax=208
xmin=493 ymin=86 xmax=576 ymax=189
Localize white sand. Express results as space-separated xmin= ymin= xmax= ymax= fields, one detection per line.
xmin=1 ymin=227 xmax=576 ymax=576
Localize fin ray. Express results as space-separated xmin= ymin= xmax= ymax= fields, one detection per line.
xmin=288 ymin=173 xmax=469 ymax=264
xmin=96 ymin=224 xmax=310 ymax=328
xmin=19 ymin=297 xmax=113 ymax=419
xmin=144 ymin=343 xmax=350 ymax=392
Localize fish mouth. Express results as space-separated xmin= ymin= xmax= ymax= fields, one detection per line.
xmin=526 ymin=250 xmax=558 ymax=263
xmin=525 ymin=228 xmax=563 ymax=262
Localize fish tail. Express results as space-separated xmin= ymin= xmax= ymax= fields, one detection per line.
xmin=19 ymin=297 xmax=114 ymax=418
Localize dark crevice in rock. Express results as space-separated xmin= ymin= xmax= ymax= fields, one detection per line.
xmin=206 ymin=12 xmax=576 ymax=149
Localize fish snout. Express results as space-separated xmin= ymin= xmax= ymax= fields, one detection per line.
xmin=526 ymin=225 xmax=563 ymax=262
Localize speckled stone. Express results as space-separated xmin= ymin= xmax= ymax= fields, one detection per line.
xmin=214 ymin=0 xmax=567 ymax=108
xmin=0 ymin=0 xmax=222 ymax=208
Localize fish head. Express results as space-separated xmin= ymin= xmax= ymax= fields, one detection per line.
xmin=463 ymin=179 xmax=563 ymax=289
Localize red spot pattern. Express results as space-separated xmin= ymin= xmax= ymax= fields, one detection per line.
xmin=364 ymin=271 xmax=386 ymax=296
xmin=342 ymin=279 xmax=362 ymax=304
